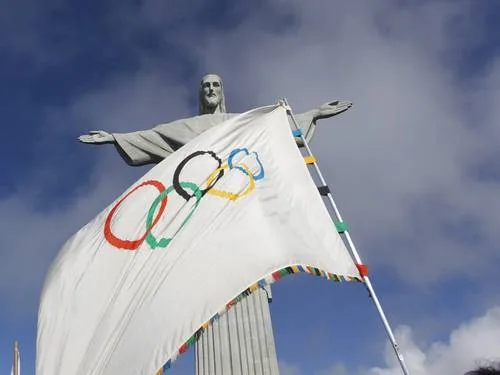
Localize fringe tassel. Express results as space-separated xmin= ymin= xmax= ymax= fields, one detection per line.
xmin=156 ymin=265 xmax=361 ymax=373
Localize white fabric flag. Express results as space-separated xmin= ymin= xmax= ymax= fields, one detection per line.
xmin=37 ymin=104 xmax=360 ymax=375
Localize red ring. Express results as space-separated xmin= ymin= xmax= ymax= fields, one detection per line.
xmin=104 ymin=180 xmax=167 ymax=250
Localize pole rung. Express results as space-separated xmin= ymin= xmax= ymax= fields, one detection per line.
xmin=304 ymin=155 xmax=316 ymax=164
xmin=356 ymin=263 xmax=369 ymax=277
xmin=292 ymin=129 xmax=302 ymax=137
xmin=335 ymin=221 xmax=348 ymax=233
xmin=317 ymin=185 xmax=330 ymax=196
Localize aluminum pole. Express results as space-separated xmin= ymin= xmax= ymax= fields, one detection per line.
xmin=282 ymin=99 xmax=410 ymax=375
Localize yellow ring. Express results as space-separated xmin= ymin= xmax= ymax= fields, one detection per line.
xmin=205 ymin=163 xmax=255 ymax=201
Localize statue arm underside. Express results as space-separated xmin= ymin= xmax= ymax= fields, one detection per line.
xmin=292 ymin=111 xmax=317 ymax=146
xmin=112 ymin=114 xmax=234 ymax=166
xmin=113 ymin=129 xmax=178 ymax=166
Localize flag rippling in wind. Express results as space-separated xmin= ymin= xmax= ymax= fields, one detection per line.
xmin=36 ymin=104 xmax=360 ymax=375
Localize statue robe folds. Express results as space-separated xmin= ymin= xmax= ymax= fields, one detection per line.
xmin=113 ymin=112 xmax=316 ymax=166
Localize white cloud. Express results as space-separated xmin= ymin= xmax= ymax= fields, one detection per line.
xmin=184 ymin=0 xmax=500 ymax=285
xmin=370 ymin=306 xmax=500 ymax=375
xmin=1 ymin=0 xmax=499 ymax=323
xmin=0 ymin=70 xmax=193 ymax=315
xmin=1 ymin=1 xmax=499 ymax=375
xmin=280 ymin=305 xmax=500 ymax=375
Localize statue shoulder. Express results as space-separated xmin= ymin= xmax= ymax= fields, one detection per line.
xmin=151 ymin=113 xmax=237 ymax=136
xmin=153 ymin=113 xmax=236 ymax=129
xmin=196 ymin=113 xmax=236 ymax=121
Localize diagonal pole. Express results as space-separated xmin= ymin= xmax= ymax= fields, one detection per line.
xmin=282 ymin=99 xmax=410 ymax=375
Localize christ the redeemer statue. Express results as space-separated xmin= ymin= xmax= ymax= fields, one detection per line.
xmin=79 ymin=74 xmax=352 ymax=375
xmin=78 ymin=74 xmax=352 ymax=166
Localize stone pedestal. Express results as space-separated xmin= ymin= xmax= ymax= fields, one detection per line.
xmin=195 ymin=286 xmax=279 ymax=375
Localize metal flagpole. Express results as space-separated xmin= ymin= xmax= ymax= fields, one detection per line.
xmin=13 ymin=340 xmax=20 ymax=375
xmin=282 ymin=99 xmax=410 ymax=375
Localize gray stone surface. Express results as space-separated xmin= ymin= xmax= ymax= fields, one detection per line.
xmin=196 ymin=287 xmax=279 ymax=375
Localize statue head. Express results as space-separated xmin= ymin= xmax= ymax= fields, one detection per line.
xmin=199 ymin=74 xmax=226 ymax=115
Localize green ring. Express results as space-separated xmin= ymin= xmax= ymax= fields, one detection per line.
xmin=145 ymin=182 xmax=202 ymax=249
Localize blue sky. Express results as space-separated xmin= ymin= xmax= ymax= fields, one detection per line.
xmin=1 ymin=0 xmax=500 ymax=374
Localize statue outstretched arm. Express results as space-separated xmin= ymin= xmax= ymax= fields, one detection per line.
xmin=78 ymin=128 xmax=174 ymax=166
xmin=77 ymin=114 xmax=234 ymax=166
xmin=293 ymin=100 xmax=352 ymax=145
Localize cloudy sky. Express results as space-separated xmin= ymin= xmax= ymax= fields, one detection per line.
xmin=1 ymin=0 xmax=500 ymax=374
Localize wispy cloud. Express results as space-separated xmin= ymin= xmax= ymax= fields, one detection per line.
xmin=0 ymin=0 xmax=499 ymax=373
xmin=281 ymin=305 xmax=500 ymax=375
xmin=370 ymin=306 xmax=500 ymax=375
xmin=182 ymin=0 xmax=500 ymax=285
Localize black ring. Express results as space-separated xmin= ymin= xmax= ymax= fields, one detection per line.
xmin=173 ymin=150 xmax=224 ymax=200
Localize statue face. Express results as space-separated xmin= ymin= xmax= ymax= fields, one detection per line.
xmin=201 ymin=74 xmax=222 ymax=109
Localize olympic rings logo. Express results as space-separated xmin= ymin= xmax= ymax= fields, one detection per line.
xmin=104 ymin=148 xmax=265 ymax=250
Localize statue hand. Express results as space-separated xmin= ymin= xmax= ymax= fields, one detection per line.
xmin=314 ymin=100 xmax=353 ymax=120
xmin=78 ymin=130 xmax=114 ymax=144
